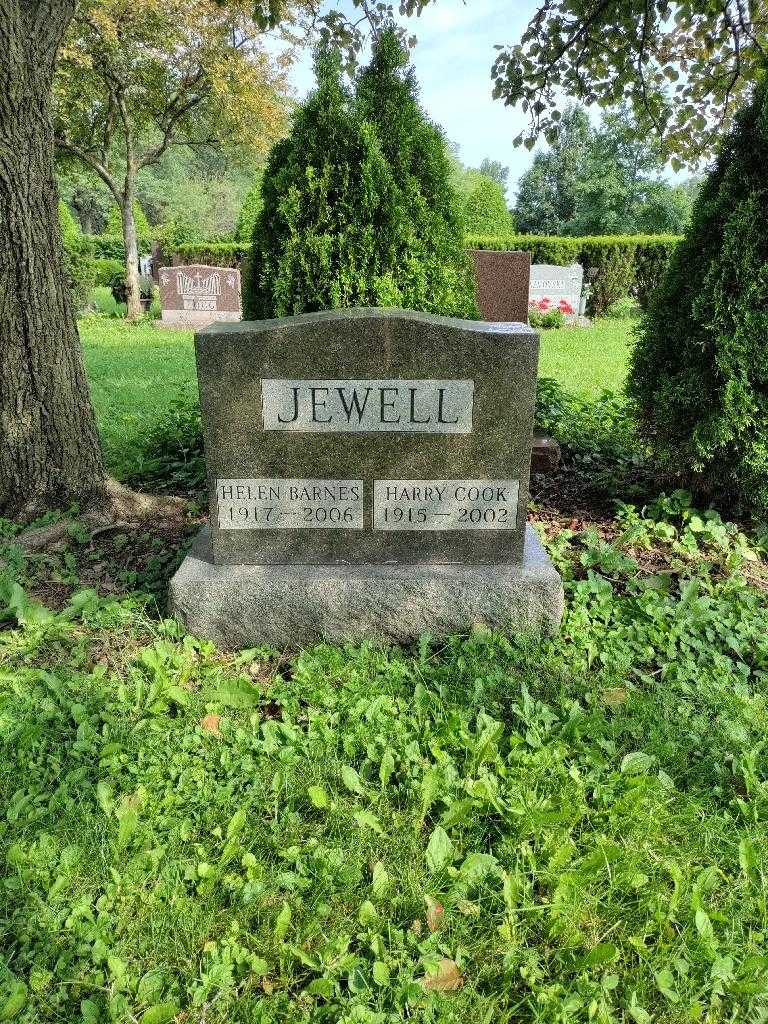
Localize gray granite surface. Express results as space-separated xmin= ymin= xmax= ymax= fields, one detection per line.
xmin=168 ymin=524 xmax=564 ymax=649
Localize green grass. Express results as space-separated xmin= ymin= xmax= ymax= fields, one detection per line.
xmin=78 ymin=316 xmax=636 ymax=476
xmin=2 ymin=498 xmax=767 ymax=1022
xmin=79 ymin=316 xmax=196 ymax=474
xmin=538 ymin=318 xmax=635 ymax=398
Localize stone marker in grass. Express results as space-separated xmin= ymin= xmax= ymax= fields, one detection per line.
xmin=159 ymin=264 xmax=241 ymax=328
xmin=169 ymin=308 xmax=563 ymax=647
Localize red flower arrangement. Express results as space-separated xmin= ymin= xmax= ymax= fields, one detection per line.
xmin=529 ymin=297 xmax=575 ymax=315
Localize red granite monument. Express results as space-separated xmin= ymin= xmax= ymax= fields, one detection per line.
xmin=159 ymin=264 xmax=241 ymax=328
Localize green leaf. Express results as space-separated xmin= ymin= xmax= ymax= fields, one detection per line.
xmin=0 ymin=983 xmax=27 ymax=1021
xmin=739 ymin=838 xmax=758 ymax=881
xmin=373 ymin=961 xmax=390 ymax=987
xmin=358 ymin=899 xmax=378 ymax=926
xmin=354 ymin=810 xmax=384 ymax=835
xmin=620 ymin=751 xmax=654 ymax=774
xmin=459 ymin=852 xmax=499 ymax=881
xmin=274 ymin=901 xmax=292 ymax=941
xmin=695 ymin=908 xmax=715 ymax=943
xmin=425 ymin=825 xmax=454 ymax=873
xmin=140 ymin=1004 xmax=179 ymax=1024
xmin=347 ymin=965 xmax=368 ymax=994
xmin=582 ymin=942 xmax=619 ymax=967
xmin=308 ymin=785 xmax=329 ymax=809
xmin=341 ymin=765 xmax=366 ymax=795
xmin=226 ymin=806 xmax=247 ymax=838
xmin=371 ymin=861 xmax=389 ymax=897
xmin=655 ymin=968 xmax=679 ymax=1003
xmin=210 ymin=676 xmax=261 ymax=708
xmin=379 ymin=750 xmax=395 ymax=786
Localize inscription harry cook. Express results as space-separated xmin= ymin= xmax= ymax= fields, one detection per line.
xmin=262 ymin=379 xmax=473 ymax=433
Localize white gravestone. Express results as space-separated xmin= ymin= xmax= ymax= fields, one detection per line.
xmin=529 ymin=263 xmax=584 ymax=318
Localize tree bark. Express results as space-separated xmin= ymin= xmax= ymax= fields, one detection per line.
xmin=0 ymin=0 xmax=107 ymax=521
xmin=121 ymin=183 xmax=144 ymax=321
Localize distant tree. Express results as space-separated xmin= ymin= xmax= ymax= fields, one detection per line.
xmin=515 ymin=104 xmax=696 ymax=235
xmin=514 ymin=105 xmax=591 ymax=234
xmin=105 ymin=202 xmax=151 ymax=246
xmin=478 ymin=158 xmax=509 ymax=191
xmin=53 ymin=1 xmax=291 ymax=319
xmin=57 ymin=165 xmax=112 ymax=234
xmin=492 ymin=1 xmax=768 ymax=167
xmin=636 ymin=182 xmax=696 ymax=234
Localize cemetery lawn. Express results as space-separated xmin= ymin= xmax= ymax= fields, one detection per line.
xmin=2 ymin=499 xmax=768 ymax=1022
xmin=78 ymin=316 xmax=635 ymax=478
xmin=4 ymin=315 xmax=765 ymax=1021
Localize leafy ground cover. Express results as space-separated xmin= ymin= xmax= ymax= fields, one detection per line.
xmin=2 ymin=495 xmax=767 ymax=1023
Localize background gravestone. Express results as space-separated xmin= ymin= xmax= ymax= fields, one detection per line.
xmin=470 ymin=249 xmax=531 ymax=323
xmin=169 ymin=308 xmax=563 ymax=647
xmin=529 ymin=263 xmax=584 ymax=317
xmin=159 ymin=264 xmax=241 ymax=328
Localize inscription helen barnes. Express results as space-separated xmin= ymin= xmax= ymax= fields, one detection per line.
xmin=217 ymin=478 xmax=363 ymax=530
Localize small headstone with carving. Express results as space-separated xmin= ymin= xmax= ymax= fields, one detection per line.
xmin=159 ymin=264 xmax=241 ymax=328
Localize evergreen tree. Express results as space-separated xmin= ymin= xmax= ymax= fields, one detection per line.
xmin=628 ymin=81 xmax=768 ymax=518
xmin=463 ymin=176 xmax=514 ymax=235
xmin=355 ymin=28 xmax=476 ymax=316
xmin=245 ymin=49 xmax=398 ymax=318
xmin=235 ymin=171 xmax=264 ymax=242
xmin=246 ymin=30 xmax=477 ymax=319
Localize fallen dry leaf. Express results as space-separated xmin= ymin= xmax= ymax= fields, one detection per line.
xmin=200 ymin=714 xmax=222 ymax=736
xmin=426 ymin=898 xmax=444 ymax=933
xmin=420 ymin=958 xmax=464 ymax=993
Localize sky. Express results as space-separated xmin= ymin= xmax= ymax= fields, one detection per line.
xmin=286 ymin=0 xmax=543 ymax=200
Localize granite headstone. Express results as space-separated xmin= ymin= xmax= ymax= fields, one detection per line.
xmin=169 ymin=308 xmax=563 ymax=647
xmin=471 ymin=249 xmax=531 ymax=323
xmin=159 ymin=264 xmax=241 ymax=328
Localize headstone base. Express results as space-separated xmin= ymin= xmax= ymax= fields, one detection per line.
xmin=168 ymin=525 xmax=564 ymax=649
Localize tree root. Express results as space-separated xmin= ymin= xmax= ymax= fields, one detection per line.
xmin=81 ymin=478 xmax=188 ymax=527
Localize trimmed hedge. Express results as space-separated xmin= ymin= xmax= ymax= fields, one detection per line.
xmin=468 ymin=233 xmax=680 ymax=315
xmin=164 ymin=233 xmax=681 ymax=319
xmin=174 ymin=242 xmax=250 ymax=268
xmin=90 ymin=257 xmax=125 ymax=287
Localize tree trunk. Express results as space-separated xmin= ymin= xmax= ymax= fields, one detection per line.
xmin=121 ymin=186 xmax=144 ymax=320
xmin=0 ymin=0 xmax=107 ymax=521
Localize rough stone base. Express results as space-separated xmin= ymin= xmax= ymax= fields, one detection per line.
xmin=168 ymin=525 xmax=563 ymax=649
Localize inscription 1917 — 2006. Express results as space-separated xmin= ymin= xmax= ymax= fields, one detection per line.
xmin=217 ymin=479 xmax=364 ymax=530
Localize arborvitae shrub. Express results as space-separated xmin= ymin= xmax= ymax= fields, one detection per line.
xmin=628 ymin=81 xmax=768 ymax=519
xmin=234 ymin=172 xmax=264 ymax=242
xmin=462 ymin=177 xmax=514 ymax=235
xmin=245 ymin=32 xmax=477 ymax=320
